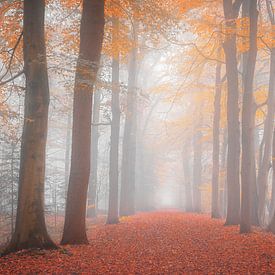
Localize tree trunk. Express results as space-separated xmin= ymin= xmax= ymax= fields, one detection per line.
xmin=240 ymin=0 xmax=258 ymax=233
xmin=107 ymin=17 xmax=120 ymax=224
xmin=268 ymin=127 xmax=275 ymax=232
xmin=64 ymin=112 xmax=71 ymax=203
xmin=257 ymin=2 xmax=275 ymax=226
xmin=223 ymin=0 xmax=241 ymax=225
xmin=5 ymin=0 xmax=56 ymax=253
xmin=119 ymin=37 xmax=138 ymax=217
xmin=61 ymin=0 xmax=104 ymax=245
xmin=193 ymin=129 xmax=202 ymax=213
xmin=183 ymin=143 xmax=193 ymax=212
xmin=211 ymin=53 xmax=222 ymax=219
xmin=87 ymin=89 xmax=101 ymax=218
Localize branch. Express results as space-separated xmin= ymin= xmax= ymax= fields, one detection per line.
xmin=0 ymin=31 xmax=23 ymax=82
xmin=0 ymin=70 xmax=24 ymax=86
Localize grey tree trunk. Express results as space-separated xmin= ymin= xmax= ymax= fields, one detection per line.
xmin=267 ymin=127 xmax=275 ymax=232
xmin=120 ymin=34 xmax=138 ymax=217
xmin=240 ymin=0 xmax=258 ymax=233
xmin=61 ymin=0 xmax=104 ymax=245
xmin=183 ymin=142 xmax=193 ymax=212
xmin=223 ymin=0 xmax=242 ymax=225
xmin=87 ymin=89 xmax=101 ymax=218
xmin=5 ymin=0 xmax=56 ymax=253
xmin=257 ymin=0 xmax=275 ymax=226
xmin=211 ymin=52 xmax=222 ymax=219
xmin=107 ymin=17 xmax=120 ymax=224
xmin=64 ymin=112 xmax=71 ymax=201
xmin=193 ymin=129 xmax=202 ymax=213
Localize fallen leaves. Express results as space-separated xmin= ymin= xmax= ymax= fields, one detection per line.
xmin=1 ymin=211 xmax=275 ymax=274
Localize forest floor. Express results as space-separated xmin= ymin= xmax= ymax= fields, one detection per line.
xmin=1 ymin=211 xmax=275 ymax=274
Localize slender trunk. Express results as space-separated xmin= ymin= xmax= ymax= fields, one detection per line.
xmin=240 ymin=0 xmax=258 ymax=233
xmin=61 ymin=0 xmax=104 ymax=245
xmin=257 ymin=35 xmax=275 ymax=226
xmin=211 ymin=53 xmax=222 ymax=219
xmin=64 ymin=112 xmax=71 ymax=202
xmin=220 ymin=129 xmax=228 ymax=218
xmin=251 ymin=107 xmax=259 ymax=225
xmin=183 ymin=144 xmax=193 ymax=212
xmin=223 ymin=0 xmax=241 ymax=225
xmin=5 ymin=0 xmax=56 ymax=253
xmin=107 ymin=17 xmax=120 ymax=224
xmin=193 ymin=129 xmax=202 ymax=213
xmin=268 ymin=127 xmax=275 ymax=232
xmin=119 ymin=37 xmax=138 ymax=217
xmin=87 ymin=89 xmax=101 ymax=218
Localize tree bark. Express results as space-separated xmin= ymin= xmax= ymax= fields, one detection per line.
xmin=87 ymin=89 xmax=101 ymax=218
xmin=5 ymin=0 xmax=56 ymax=253
xmin=267 ymin=127 xmax=275 ymax=232
xmin=107 ymin=17 xmax=120 ymax=224
xmin=119 ymin=33 xmax=138 ymax=217
xmin=211 ymin=53 xmax=222 ymax=219
xmin=223 ymin=0 xmax=242 ymax=225
xmin=257 ymin=1 xmax=275 ymax=227
xmin=193 ymin=129 xmax=202 ymax=213
xmin=240 ymin=0 xmax=258 ymax=233
xmin=61 ymin=0 xmax=104 ymax=245
xmin=183 ymin=142 xmax=193 ymax=212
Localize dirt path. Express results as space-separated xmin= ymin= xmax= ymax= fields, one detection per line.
xmin=1 ymin=211 xmax=275 ymax=274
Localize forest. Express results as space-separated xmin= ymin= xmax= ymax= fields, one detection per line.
xmin=0 ymin=0 xmax=275 ymax=273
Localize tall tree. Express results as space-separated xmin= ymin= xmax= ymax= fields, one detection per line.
xmin=211 ymin=49 xmax=222 ymax=219
xmin=193 ymin=128 xmax=202 ymax=213
xmin=267 ymin=127 xmax=275 ymax=232
xmin=61 ymin=0 xmax=105 ymax=245
xmin=119 ymin=29 xmax=138 ymax=217
xmin=257 ymin=0 xmax=275 ymax=226
xmin=87 ymin=89 xmax=101 ymax=218
xmin=107 ymin=17 xmax=120 ymax=224
xmin=5 ymin=0 xmax=56 ymax=253
xmin=183 ymin=141 xmax=193 ymax=212
xmin=240 ymin=0 xmax=258 ymax=233
xmin=223 ymin=0 xmax=243 ymax=225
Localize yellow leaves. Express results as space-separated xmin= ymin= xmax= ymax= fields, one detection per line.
xmin=177 ymin=0 xmax=204 ymax=14
xmin=254 ymin=85 xmax=268 ymax=106
xmin=119 ymin=216 xmax=131 ymax=222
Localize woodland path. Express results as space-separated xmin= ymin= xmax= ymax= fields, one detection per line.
xmin=1 ymin=211 xmax=275 ymax=274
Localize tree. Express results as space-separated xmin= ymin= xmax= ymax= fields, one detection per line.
xmin=240 ymin=0 xmax=258 ymax=233
xmin=211 ymin=49 xmax=222 ymax=219
xmin=119 ymin=28 xmax=138 ymax=217
xmin=61 ymin=0 xmax=105 ymax=245
xmin=4 ymin=0 xmax=56 ymax=253
xmin=87 ymin=89 xmax=101 ymax=218
xmin=257 ymin=0 xmax=275 ymax=226
xmin=193 ymin=126 xmax=202 ymax=213
xmin=107 ymin=17 xmax=121 ymax=224
xmin=223 ymin=0 xmax=243 ymax=225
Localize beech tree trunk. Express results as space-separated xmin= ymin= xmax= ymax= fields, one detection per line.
xmin=257 ymin=1 xmax=275 ymax=226
xmin=64 ymin=112 xmax=71 ymax=200
xmin=193 ymin=129 xmax=202 ymax=213
xmin=5 ymin=0 xmax=56 ymax=253
xmin=240 ymin=0 xmax=258 ymax=233
xmin=107 ymin=17 xmax=120 ymax=224
xmin=183 ymin=142 xmax=193 ymax=212
xmin=87 ymin=89 xmax=101 ymax=218
xmin=268 ymin=127 xmax=275 ymax=232
xmin=211 ymin=54 xmax=222 ymax=219
xmin=61 ymin=0 xmax=104 ymax=245
xmin=223 ymin=0 xmax=242 ymax=225
xmin=120 ymin=38 xmax=138 ymax=217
